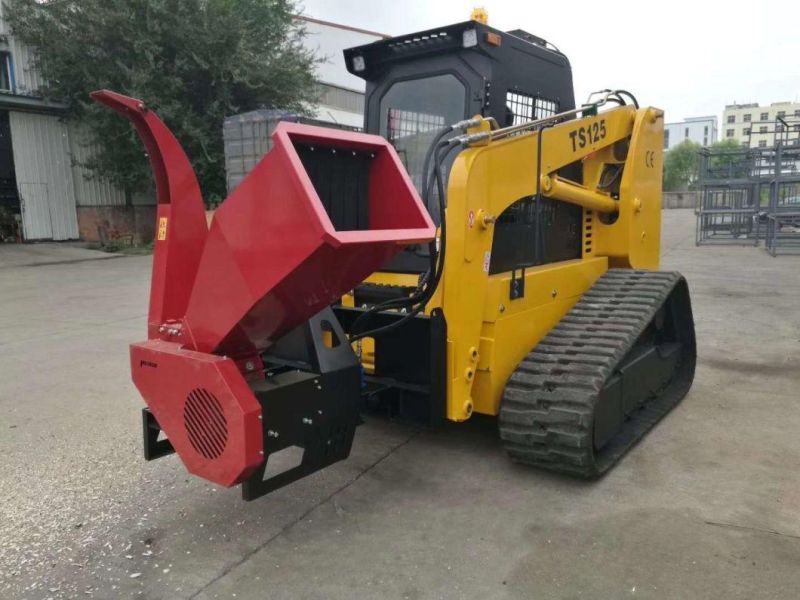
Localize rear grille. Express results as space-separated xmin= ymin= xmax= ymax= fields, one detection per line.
xmin=184 ymin=388 xmax=228 ymax=459
xmin=584 ymin=210 xmax=594 ymax=255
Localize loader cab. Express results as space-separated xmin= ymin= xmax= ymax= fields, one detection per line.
xmin=345 ymin=21 xmax=582 ymax=274
xmin=345 ymin=20 xmax=575 ymax=156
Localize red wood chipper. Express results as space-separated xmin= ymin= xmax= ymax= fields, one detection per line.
xmin=92 ymin=90 xmax=435 ymax=500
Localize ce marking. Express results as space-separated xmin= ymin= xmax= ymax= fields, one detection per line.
xmin=645 ymin=150 xmax=657 ymax=168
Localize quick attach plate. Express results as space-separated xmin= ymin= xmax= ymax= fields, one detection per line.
xmin=241 ymin=365 xmax=361 ymax=501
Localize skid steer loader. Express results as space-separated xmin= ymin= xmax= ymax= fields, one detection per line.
xmin=101 ymin=16 xmax=696 ymax=500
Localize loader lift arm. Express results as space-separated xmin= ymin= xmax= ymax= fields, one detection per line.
xmin=442 ymin=100 xmax=658 ymax=420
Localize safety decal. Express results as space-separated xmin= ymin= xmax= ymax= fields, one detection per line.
xmin=157 ymin=217 xmax=168 ymax=241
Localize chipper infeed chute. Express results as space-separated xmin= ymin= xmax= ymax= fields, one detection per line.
xmin=92 ymin=90 xmax=435 ymax=497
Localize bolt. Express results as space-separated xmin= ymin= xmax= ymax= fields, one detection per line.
xmin=499 ymin=303 xmax=506 ymax=313
xmin=158 ymin=326 xmax=166 ymax=333
xmin=267 ymin=430 xmax=279 ymax=438
xmin=245 ymin=361 xmax=255 ymax=372
xmin=258 ymin=415 xmax=263 ymax=420
xmin=551 ymin=289 xmax=558 ymax=298
xmin=318 ymin=410 xmax=323 ymax=415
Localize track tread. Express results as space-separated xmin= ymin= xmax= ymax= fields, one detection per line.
xmin=498 ymin=269 xmax=696 ymax=478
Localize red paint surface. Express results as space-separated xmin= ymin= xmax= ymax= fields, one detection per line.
xmin=131 ymin=341 xmax=262 ymax=486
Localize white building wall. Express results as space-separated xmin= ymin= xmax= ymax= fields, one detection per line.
xmin=302 ymin=18 xmax=385 ymax=92
xmin=9 ymin=111 xmax=79 ymax=240
xmin=664 ymin=117 xmax=717 ymax=150
xmin=722 ymin=102 xmax=800 ymax=148
xmin=68 ymin=123 xmax=127 ymax=207
xmin=9 ymin=38 xmax=43 ymax=95
xmin=300 ymin=17 xmax=385 ymax=127
xmin=0 ymin=2 xmax=43 ymax=95
xmin=0 ymin=3 xmax=123 ymax=240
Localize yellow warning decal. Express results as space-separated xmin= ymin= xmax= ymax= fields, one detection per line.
xmin=157 ymin=217 xmax=168 ymax=241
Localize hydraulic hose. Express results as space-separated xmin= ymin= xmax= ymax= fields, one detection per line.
xmin=350 ymin=137 xmax=460 ymax=342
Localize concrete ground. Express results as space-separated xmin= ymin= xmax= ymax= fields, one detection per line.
xmin=1 ymin=210 xmax=800 ymax=600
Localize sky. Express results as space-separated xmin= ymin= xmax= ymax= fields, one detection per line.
xmin=299 ymin=0 xmax=800 ymax=125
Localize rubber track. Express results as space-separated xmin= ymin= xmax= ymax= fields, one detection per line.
xmin=498 ymin=269 xmax=694 ymax=478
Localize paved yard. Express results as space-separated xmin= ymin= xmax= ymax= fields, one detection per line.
xmin=1 ymin=209 xmax=800 ymax=599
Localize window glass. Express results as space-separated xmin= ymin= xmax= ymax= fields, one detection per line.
xmin=379 ymin=75 xmax=465 ymax=222
xmin=0 ymin=54 xmax=11 ymax=92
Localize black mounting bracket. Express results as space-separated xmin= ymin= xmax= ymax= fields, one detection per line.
xmin=142 ymin=408 xmax=175 ymax=461
xmin=510 ymin=266 xmax=526 ymax=300
xmin=241 ymin=307 xmax=361 ymax=501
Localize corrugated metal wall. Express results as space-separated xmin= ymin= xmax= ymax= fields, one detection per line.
xmin=317 ymin=83 xmax=365 ymax=114
xmin=0 ymin=3 xmax=44 ymax=95
xmin=10 ymin=111 xmax=79 ymax=240
xmin=69 ymin=124 xmax=126 ymax=207
xmin=8 ymin=38 xmax=43 ymax=95
xmin=0 ymin=6 xmax=126 ymax=240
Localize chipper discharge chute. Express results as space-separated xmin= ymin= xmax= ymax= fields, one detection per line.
xmin=92 ymin=90 xmax=435 ymax=500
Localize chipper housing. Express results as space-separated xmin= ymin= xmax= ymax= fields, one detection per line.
xmin=92 ymin=90 xmax=434 ymax=498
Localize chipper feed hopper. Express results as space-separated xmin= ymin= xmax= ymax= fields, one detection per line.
xmin=97 ymin=16 xmax=696 ymax=501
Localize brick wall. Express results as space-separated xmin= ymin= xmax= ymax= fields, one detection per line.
xmin=76 ymin=206 xmax=157 ymax=244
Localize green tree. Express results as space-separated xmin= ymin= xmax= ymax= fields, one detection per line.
xmin=4 ymin=0 xmax=318 ymax=203
xmin=663 ymin=140 xmax=701 ymax=191
xmin=709 ymin=138 xmax=744 ymax=168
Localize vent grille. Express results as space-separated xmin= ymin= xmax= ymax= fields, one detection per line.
xmin=184 ymin=389 xmax=228 ymax=459
xmin=584 ymin=210 xmax=594 ymax=255
xmin=505 ymin=91 xmax=559 ymax=126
